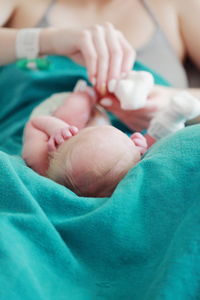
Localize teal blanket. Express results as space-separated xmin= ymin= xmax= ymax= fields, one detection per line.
xmin=0 ymin=56 xmax=200 ymax=300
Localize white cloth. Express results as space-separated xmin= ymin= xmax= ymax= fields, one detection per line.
xmin=108 ymin=71 xmax=154 ymax=110
xmin=148 ymin=92 xmax=200 ymax=140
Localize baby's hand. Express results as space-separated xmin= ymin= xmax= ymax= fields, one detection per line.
xmin=48 ymin=125 xmax=79 ymax=152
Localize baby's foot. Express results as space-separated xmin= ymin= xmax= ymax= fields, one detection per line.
xmin=74 ymin=80 xmax=97 ymax=104
xmin=48 ymin=125 xmax=78 ymax=152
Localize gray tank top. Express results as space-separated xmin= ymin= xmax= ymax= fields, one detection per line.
xmin=36 ymin=0 xmax=194 ymax=88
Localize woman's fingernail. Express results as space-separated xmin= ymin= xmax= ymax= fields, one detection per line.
xmin=100 ymin=83 xmax=106 ymax=96
xmin=108 ymin=79 xmax=116 ymax=92
xmin=91 ymin=77 xmax=96 ymax=86
xmin=100 ymin=98 xmax=113 ymax=107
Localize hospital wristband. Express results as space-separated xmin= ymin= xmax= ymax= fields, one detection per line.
xmin=16 ymin=29 xmax=41 ymax=59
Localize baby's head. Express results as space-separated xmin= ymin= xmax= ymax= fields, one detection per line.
xmin=47 ymin=125 xmax=147 ymax=197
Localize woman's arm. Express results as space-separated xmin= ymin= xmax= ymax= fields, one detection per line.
xmin=0 ymin=0 xmax=18 ymax=65
xmin=97 ymin=0 xmax=200 ymax=131
xmin=44 ymin=24 xmax=135 ymax=95
xmin=99 ymin=84 xmax=200 ymax=131
xmin=0 ymin=23 xmax=135 ymax=95
xmin=176 ymin=0 xmax=200 ymax=70
xmin=0 ymin=1 xmax=135 ymax=94
xmin=99 ymin=0 xmax=200 ymax=132
xmin=0 ymin=28 xmax=18 ymax=65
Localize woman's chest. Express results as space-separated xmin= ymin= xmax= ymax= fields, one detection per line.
xmin=48 ymin=0 xmax=157 ymax=48
xmin=11 ymin=0 xmax=184 ymax=58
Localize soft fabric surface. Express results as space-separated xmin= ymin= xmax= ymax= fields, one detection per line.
xmin=0 ymin=56 xmax=199 ymax=300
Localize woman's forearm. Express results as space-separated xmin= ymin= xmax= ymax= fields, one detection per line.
xmin=0 ymin=28 xmax=18 ymax=65
xmin=168 ymin=87 xmax=200 ymax=124
xmin=0 ymin=27 xmax=55 ymax=66
xmin=186 ymin=88 xmax=200 ymax=100
xmin=185 ymin=88 xmax=200 ymax=124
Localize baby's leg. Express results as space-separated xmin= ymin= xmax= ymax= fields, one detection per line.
xmin=86 ymin=106 xmax=110 ymax=127
xmin=53 ymin=90 xmax=96 ymax=130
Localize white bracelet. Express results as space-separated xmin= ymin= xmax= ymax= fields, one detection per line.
xmin=16 ymin=28 xmax=41 ymax=59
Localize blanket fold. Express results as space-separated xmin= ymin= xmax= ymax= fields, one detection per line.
xmin=0 ymin=56 xmax=199 ymax=300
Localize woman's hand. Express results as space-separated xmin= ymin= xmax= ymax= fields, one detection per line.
xmin=99 ymin=85 xmax=175 ymax=131
xmin=41 ymin=23 xmax=136 ymax=95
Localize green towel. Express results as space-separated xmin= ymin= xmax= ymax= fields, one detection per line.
xmin=0 ymin=56 xmax=199 ymax=300
xmin=0 ymin=56 xmax=169 ymax=154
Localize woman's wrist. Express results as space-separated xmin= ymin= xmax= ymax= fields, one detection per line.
xmin=39 ymin=27 xmax=58 ymax=56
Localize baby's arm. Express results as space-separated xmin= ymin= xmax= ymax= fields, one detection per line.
xmin=22 ymin=116 xmax=78 ymax=175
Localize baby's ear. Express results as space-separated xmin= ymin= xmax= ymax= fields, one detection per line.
xmin=130 ymin=132 xmax=148 ymax=155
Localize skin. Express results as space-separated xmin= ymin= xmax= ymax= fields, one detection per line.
xmin=22 ymin=89 xmax=96 ymax=175
xmin=63 ymin=126 xmax=145 ymax=179
xmin=1 ymin=0 xmax=200 ymax=131
xmin=56 ymin=125 xmax=145 ymax=197
xmin=22 ymin=90 xmax=147 ymax=182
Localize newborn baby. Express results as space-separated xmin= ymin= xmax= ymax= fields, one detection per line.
xmin=47 ymin=125 xmax=146 ymax=197
xmin=23 ymin=76 xmax=200 ymax=197
xmin=23 ymin=81 xmax=147 ymax=197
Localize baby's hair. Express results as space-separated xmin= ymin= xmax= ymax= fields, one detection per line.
xmin=47 ymin=127 xmax=140 ymax=197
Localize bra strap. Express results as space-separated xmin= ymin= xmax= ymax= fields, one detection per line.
xmin=44 ymin=0 xmax=56 ymax=20
xmin=140 ymin=0 xmax=160 ymax=28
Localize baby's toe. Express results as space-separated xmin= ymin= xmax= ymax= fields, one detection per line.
xmin=69 ymin=126 xmax=79 ymax=135
xmin=55 ymin=133 xmax=65 ymax=144
xmin=62 ymin=128 xmax=72 ymax=139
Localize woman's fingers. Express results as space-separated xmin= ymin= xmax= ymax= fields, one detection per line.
xmin=77 ymin=23 xmax=135 ymax=95
xmin=92 ymin=25 xmax=109 ymax=94
xmin=105 ymin=23 xmax=123 ymax=82
xmin=118 ymin=31 xmax=136 ymax=73
xmin=79 ymin=30 xmax=97 ymax=85
xmin=54 ymin=24 xmax=135 ymax=91
xmin=99 ymin=95 xmax=158 ymax=131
